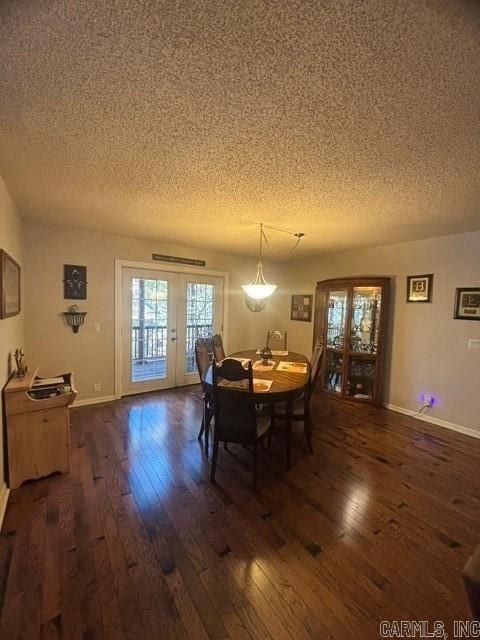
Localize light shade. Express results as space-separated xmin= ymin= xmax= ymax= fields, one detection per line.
xmin=241 ymin=262 xmax=277 ymax=300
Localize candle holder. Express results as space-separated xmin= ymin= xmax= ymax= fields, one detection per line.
xmin=259 ymin=346 xmax=272 ymax=365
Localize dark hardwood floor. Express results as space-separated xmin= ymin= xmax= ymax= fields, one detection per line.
xmin=1 ymin=387 xmax=479 ymax=639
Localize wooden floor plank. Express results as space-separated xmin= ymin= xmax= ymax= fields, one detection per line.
xmin=1 ymin=388 xmax=479 ymax=639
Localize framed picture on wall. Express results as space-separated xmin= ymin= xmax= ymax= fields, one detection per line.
xmin=64 ymin=265 xmax=87 ymax=299
xmin=0 ymin=249 xmax=21 ymax=318
xmin=406 ymin=274 xmax=433 ymax=303
xmin=454 ymin=287 xmax=480 ymax=320
xmin=291 ymin=294 xmax=313 ymax=321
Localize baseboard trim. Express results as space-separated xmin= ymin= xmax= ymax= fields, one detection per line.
xmin=0 ymin=482 xmax=10 ymax=530
xmin=385 ymin=403 xmax=480 ymax=440
xmin=72 ymin=395 xmax=115 ymax=408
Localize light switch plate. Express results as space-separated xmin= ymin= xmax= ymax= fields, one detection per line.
xmin=468 ymin=338 xmax=480 ymax=350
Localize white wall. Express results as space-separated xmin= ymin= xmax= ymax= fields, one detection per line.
xmin=23 ymin=221 xmax=278 ymax=402
xmin=0 ymin=176 xmax=24 ymax=516
xmin=19 ymin=219 xmax=480 ymax=434
xmin=273 ymin=231 xmax=480 ymax=433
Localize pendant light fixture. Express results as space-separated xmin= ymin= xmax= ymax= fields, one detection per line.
xmin=241 ymin=224 xmax=277 ymax=300
xmin=242 ymin=223 xmax=305 ymax=303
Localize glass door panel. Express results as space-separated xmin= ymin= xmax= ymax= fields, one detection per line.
xmin=324 ymin=289 xmax=348 ymax=395
xmin=176 ymin=274 xmax=224 ymax=386
xmin=122 ymin=268 xmax=176 ymax=395
xmin=349 ymin=286 xmax=382 ymax=353
xmin=347 ymin=287 xmax=382 ymax=399
xmin=185 ymin=282 xmax=215 ymax=374
xmin=122 ymin=269 xmax=225 ymax=393
xmin=346 ymin=357 xmax=376 ymax=400
xmin=130 ymin=277 xmax=168 ymax=382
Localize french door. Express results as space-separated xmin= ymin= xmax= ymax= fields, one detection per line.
xmin=121 ymin=267 xmax=224 ymax=395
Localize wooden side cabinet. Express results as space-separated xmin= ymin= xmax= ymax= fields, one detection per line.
xmin=313 ymin=277 xmax=390 ymax=406
xmin=3 ymin=367 xmax=77 ymax=488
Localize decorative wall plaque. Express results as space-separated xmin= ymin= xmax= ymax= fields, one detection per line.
xmin=291 ymin=294 xmax=313 ymax=321
xmin=152 ymin=254 xmax=206 ymax=267
xmin=64 ymin=265 xmax=87 ymax=299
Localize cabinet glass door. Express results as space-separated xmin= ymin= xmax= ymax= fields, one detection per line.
xmin=324 ymin=290 xmax=348 ymax=394
xmin=347 ymin=286 xmax=382 ymax=399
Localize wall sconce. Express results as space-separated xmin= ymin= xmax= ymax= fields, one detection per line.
xmin=63 ymin=305 xmax=87 ymax=333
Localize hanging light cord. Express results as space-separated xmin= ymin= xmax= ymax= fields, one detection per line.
xmin=260 ymin=223 xmax=305 ymax=257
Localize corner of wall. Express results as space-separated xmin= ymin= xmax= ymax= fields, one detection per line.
xmin=0 ymin=172 xmax=24 ymax=528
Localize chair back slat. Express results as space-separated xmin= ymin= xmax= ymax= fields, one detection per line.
xmin=307 ymin=341 xmax=324 ymax=399
xmin=213 ymin=334 xmax=226 ymax=362
xmin=195 ymin=338 xmax=213 ymax=388
xmin=266 ymin=330 xmax=287 ymax=351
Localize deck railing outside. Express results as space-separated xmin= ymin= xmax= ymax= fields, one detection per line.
xmin=132 ymin=323 xmax=213 ymax=373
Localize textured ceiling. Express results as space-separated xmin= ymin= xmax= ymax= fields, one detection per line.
xmin=0 ymin=0 xmax=479 ymax=260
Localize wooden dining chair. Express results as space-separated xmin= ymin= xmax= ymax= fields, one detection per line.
xmin=213 ymin=333 xmax=226 ymax=362
xmin=266 ymin=330 xmax=287 ymax=351
xmin=271 ymin=342 xmax=324 ymax=467
xmin=211 ymin=358 xmax=271 ymax=489
xmin=195 ymin=337 xmax=214 ymax=455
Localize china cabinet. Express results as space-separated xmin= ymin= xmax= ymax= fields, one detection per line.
xmin=313 ymin=277 xmax=390 ymax=406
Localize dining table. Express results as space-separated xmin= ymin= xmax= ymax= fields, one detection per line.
xmin=203 ymin=349 xmax=311 ymax=468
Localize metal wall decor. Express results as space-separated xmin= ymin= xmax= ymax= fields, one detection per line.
xmin=14 ymin=348 xmax=28 ymax=378
xmin=63 ymin=305 xmax=87 ymax=333
xmin=64 ymin=265 xmax=87 ymax=300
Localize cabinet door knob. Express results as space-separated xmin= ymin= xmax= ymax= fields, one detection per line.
xmin=43 ymin=418 xmax=48 ymax=423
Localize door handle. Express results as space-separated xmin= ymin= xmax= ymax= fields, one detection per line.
xmin=171 ymin=336 xmax=178 ymax=341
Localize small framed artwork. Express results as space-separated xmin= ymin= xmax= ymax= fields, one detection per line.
xmin=406 ymin=274 xmax=433 ymax=303
xmin=0 ymin=249 xmax=21 ymax=318
xmin=454 ymin=287 xmax=480 ymax=320
xmin=291 ymin=294 xmax=313 ymax=321
xmin=64 ymin=265 xmax=87 ymax=300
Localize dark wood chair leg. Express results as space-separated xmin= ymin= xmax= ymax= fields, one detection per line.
xmin=304 ymin=401 xmax=313 ymax=454
xmin=210 ymin=437 xmax=219 ymax=483
xmin=252 ymin=441 xmax=258 ymax=490
xmin=198 ymin=396 xmax=206 ymax=439
xmin=224 ymin=442 xmax=229 ymax=451
xmin=205 ymin=414 xmax=210 ymax=457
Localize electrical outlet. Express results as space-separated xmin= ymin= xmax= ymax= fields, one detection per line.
xmin=468 ymin=338 xmax=480 ymax=350
xmin=93 ymin=382 xmax=102 ymax=392
xmin=423 ymin=394 xmax=434 ymax=407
